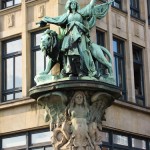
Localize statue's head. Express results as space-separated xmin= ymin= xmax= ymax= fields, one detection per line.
xmin=65 ymin=0 xmax=80 ymax=12
xmin=40 ymin=29 xmax=58 ymax=57
xmin=71 ymin=91 xmax=87 ymax=107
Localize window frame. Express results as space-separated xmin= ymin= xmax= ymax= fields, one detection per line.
xmin=96 ymin=29 xmax=105 ymax=47
xmin=130 ymin=0 xmax=140 ymax=19
xmin=0 ymin=128 xmax=52 ymax=150
xmin=102 ymin=129 xmax=150 ymax=150
xmin=1 ymin=37 xmax=22 ymax=102
xmin=113 ymin=37 xmax=127 ymax=101
xmin=31 ymin=29 xmax=48 ymax=86
xmin=132 ymin=45 xmax=145 ymax=106
xmin=112 ymin=0 xmax=122 ymax=10
xmin=1 ymin=0 xmax=21 ymax=9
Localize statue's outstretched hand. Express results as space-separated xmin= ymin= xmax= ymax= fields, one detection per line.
xmin=36 ymin=20 xmax=47 ymax=27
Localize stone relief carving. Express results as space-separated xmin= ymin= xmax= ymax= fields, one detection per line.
xmin=38 ymin=5 xmax=45 ymax=18
xmin=135 ymin=24 xmax=140 ymax=37
xmin=7 ymin=13 xmax=15 ymax=27
xmin=116 ymin=14 xmax=121 ymax=29
xmin=38 ymin=91 xmax=113 ymax=150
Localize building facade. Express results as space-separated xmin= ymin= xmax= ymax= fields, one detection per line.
xmin=0 ymin=0 xmax=150 ymax=149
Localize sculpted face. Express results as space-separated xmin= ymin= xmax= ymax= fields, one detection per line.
xmin=70 ymin=1 xmax=77 ymax=10
xmin=40 ymin=34 xmax=50 ymax=56
xmin=75 ymin=93 xmax=83 ymax=105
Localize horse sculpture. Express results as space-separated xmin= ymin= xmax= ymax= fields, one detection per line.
xmin=39 ymin=29 xmax=113 ymax=79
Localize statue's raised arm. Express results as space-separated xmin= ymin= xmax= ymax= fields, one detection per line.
xmin=90 ymin=0 xmax=97 ymax=6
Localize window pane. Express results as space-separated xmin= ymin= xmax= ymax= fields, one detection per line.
xmin=6 ymin=39 xmax=22 ymax=54
xmin=36 ymin=51 xmax=45 ymax=75
xmin=113 ymin=1 xmax=121 ymax=9
xmin=132 ymin=138 xmax=146 ymax=149
xmin=35 ymin=32 xmax=43 ymax=46
xmin=6 ymin=94 xmax=13 ymax=101
xmin=113 ymin=40 xmax=118 ymax=53
xmin=45 ymin=147 xmax=53 ymax=150
xmin=2 ymin=135 xmax=26 ymax=148
xmin=15 ymin=56 xmax=22 ymax=87
xmin=15 ymin=0 xmax=21 ymax=4
xmin=114 ymin=57 xmax=124 ymax=88
xmin=133 ymin=49 xmax=142 ymax=62
xmin=130 ymin=0 xmax=140 ymax=18
xmin=113 ymin=134 xmax=128 ymax=146
xmin=6 ymin=1 xmax=13 ymax=7
xmin=96 ymin=30 xmax=105 ymax=46
xmin=6 ymin=58 xmax=13 ymax=90
xmin=133 ymin=47 xmax=144 ymax=103
xmin=134 ymin=64 xmax=143 ymax=96
xmin=31 ymin=131 xmax=52 ymax=144
xmin=113 ymin=40 xmax=123 ymax=54
xmin=15 ymin=92 xmax=22 ymax=99
xmin=118 ymin=59 xmax=124 ymax=88
xmin=102 ymin=132 xmax=109 ymax=142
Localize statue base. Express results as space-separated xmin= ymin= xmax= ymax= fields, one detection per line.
xmin=29 ymin=80 xmax=121 ymax=150
xmin=34 ymin=74 xmax=116 ymax=86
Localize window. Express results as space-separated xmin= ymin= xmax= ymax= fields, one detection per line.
xmin=102 ymin=130 xmax=150 ymax=150
xmin=1 ymin=0 xmax=21 ymax=9
xmin=113 ymin=38 xmax=126 ymax=100
xmin=130 ymin=0 xmax=140 ymax=18
xmin=96 ymin=29 xmax=107 ymax=76
xmin=147 ymin=0 xmax=150 ymax=24
xmin=2 ymin=37 xmax=22 ymax=102
xmin=112 ymin=0 xmax=122 ymax=9
xmin=132 ymin=138 xmax=146 ymax=149
xmin=96 ymin=29 xmax=105 ymax=47
xmin=31 ymin=30 xmax=48 ymax=86
xmin=133 ymin=46 xmax=145 ymax=106
xmin=113 ymin=134 xmax=128 ymax=146
xmin=2 ymin=135 xmax=26 ymax=149
xmin=0 ymin=129 xmax=53 ymax=150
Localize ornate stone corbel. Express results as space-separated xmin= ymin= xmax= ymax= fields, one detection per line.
xmin=37 ymin=91 xmax=114 ymax=150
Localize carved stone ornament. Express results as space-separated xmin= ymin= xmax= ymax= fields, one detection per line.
xmin=37 ymin=91 xmax=114 ymax=150
xmin=135 ymin=25 xmax=140 ymax=37
xmin=116 ymin=14 xmax=121 ymax=29
xmin=38 ymin=5 xmax=45 ymax=18
xmin=7 ymin=13 xmax=14 ymax=27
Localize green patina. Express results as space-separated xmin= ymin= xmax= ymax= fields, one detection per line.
xmin=35 ymin=0 xmax=115 ymax=85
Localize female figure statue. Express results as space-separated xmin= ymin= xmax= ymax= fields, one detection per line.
xmin=66 ymin=91 xmax=94 ymax=150
xmin=38 ymin=0 xmax=113 ymax=78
